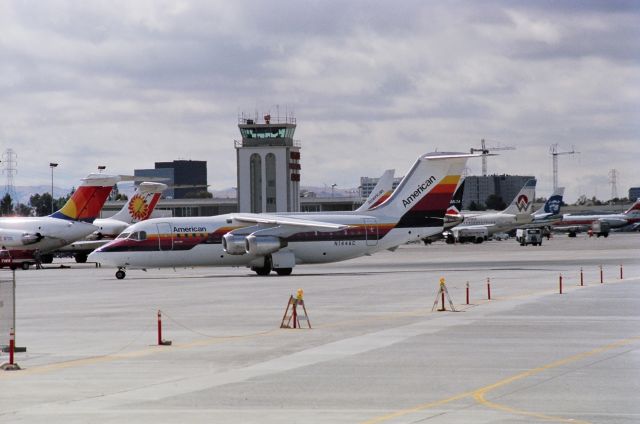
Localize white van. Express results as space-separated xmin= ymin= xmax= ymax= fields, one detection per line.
xmin=516 ymin=228 xmax=543 ymax=246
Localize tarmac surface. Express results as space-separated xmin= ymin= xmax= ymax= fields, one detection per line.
xmin=1 ymin=233 xmax=639 ymax=423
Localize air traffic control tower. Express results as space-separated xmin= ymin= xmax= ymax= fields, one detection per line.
xmin=235 ymin=112 xmax=301 ymax=213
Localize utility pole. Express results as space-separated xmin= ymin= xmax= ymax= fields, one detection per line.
xmin=550 ymin=144 xmax=578 ymax=192
xmin=608 ymin=169 xmax=618 ymax=202
xmin=469 ymin=139 xmax=515 ymax=176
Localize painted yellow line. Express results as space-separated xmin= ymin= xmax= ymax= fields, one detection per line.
xmin=362 ymin=336 xmax=640 ymax=424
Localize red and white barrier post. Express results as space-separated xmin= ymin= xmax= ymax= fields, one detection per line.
xmin=9 ymin=329 xmax=15 ymax=365
xmin=466 ymin=282 xmax=470 ymax=305
xmin=157 ymin=310 xmax=162 ymax=346
xmin=486 ymin=278 xmax=491 ymax=300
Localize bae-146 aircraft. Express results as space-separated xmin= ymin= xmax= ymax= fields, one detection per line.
xmin=89 ymin=152 xmax=476 ymax=279
xmin=57 ymin=182 xmax=167 ymax=263
xmin=554 ymin=200 xmax=640 ymax=236
xmin=0 ymin=173 xmax=120 ymax=268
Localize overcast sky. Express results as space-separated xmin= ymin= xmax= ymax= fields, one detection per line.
xmin=0 ymin=0 xmax=638 ymax=202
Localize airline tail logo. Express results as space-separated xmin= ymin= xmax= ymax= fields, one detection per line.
xmin=516 ymin=195 xmax=530 ymax=212
xmin=402 ymin=176 xmax=437 ymax=208
xmin=545 ymin=195 xmax=562 ymax=214
xmin=128 ymin=192 xmax=161 ymax=222
xmin=51 ymin=186 xmax=114 ymax=222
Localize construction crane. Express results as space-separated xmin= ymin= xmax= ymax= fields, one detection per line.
xmin=469 ymin=139 xmax=515 ymax=176
xmin=550 ymin=144 xmax=579 ymax=192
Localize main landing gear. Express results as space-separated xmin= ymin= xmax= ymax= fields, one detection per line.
xmin=251 ymin=255 xmax=293 ymax=276
xmin=115 ymin=268 xmax=126 ymax=280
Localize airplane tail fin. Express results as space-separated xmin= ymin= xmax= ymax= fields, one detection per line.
xmin=624 ymin=199 xmax=640 ymax=215
xmin=446 ymin=179 xmax=465 ymax=216
xmin=50 ymin=174 xmax=120 ymax=223
xmin=109 ymin=182 xmax=167 ymax=224
xmin=355 ymin=169 xmax=395 ymax=212
xmin=500 ymin=179 xmax=536 ymax=215
xmin=534 ymin=187 xmax=565 ymax=216
xmin=367 ymin=152 xmax=474 ymax=229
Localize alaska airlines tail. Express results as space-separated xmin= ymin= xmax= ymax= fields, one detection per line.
xmin=109 ymin=182 xmax=167 ymax=224
xmin=500 ymin=179 xmax=536 ymax=215
xmin=355 ymin=169 xmax=395 ymax=212
xmin=50 ymin=174 xmax=120 ymax=223
xmin=368 ymin=152 xmax=472 ymax=229
xmin=533 ymin=187 xmax=564 ymax=216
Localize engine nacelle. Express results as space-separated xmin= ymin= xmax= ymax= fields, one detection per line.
xmin=222 ymin=234 xmax=248 ymax=255
xmin=0 ymin=230 xmax=43 ymax=247
xmin=245 ymin=235 xmax=287 ymax=256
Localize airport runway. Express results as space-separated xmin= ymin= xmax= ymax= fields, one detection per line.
xmin=1 ymin=233 xmax=639 ymax=423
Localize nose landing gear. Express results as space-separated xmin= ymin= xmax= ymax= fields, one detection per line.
xmin=115 ymin=268 xmax=126 ymax=280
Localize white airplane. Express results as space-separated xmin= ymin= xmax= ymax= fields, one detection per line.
xmin=554 ymin=199 xmax=640 ymax=237
xmin=0 ymin=173 xmax=120 ymax=269
xmin=57 ymin=182 xmax=167 ymax=263
xmin=356 ymin=169 xmax=395 ymax=212
xmin=89 ymin=152 xmax=476 ymax=279
xmin=453 ymin=179 xmax=537 ymax=236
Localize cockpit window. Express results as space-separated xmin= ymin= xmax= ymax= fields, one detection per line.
xmin=128 ymin=231 xmax=147 ymax=241
xmin=117 ymin=232 xmax=131 ymax=239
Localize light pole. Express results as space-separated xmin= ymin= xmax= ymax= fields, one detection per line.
xmin=98 ymin=165 xmax=106 ymax=173
xmin=331 ymin=183 xmax=337 ymax=198
xmin=49 ymin=163 xmax=58 ymax=214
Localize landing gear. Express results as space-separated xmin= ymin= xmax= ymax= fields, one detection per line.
xmin=41 ymin=254 xmax=54 ymax=264
xmin=252 ymin=255 xmax=273 ymax=276
xmin=275 ymin=268 xmax=292 ymax=276
xmin=21 ymin=262 xmax=30 ymax=270
xmin=115 ymin=269 xmax=126 ymax=280
xmin=75 ymin=253 xmax=88 ymax=263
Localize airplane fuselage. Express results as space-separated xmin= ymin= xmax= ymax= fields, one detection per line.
xmin=0 ymin=217 xmax=97 ymax=253
xmin=89 ymin=213 xmax=436 ymax=269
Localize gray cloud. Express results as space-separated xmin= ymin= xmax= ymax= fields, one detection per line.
xmin=0 ymin=0 xmax=638 ymax=202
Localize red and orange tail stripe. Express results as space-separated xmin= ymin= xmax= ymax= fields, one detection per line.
xmin=50 ymin=186 xmax=113 ymax=222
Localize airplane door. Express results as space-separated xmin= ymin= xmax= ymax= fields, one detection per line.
xmin=364 ymin=218 xmax=378 ymax=246
xmin=156 ymin=223 xmax=173 ymax=251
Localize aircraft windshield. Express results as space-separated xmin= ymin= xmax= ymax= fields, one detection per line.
xmin=117 ymin=232 xmax=131 ymax=239
xmin=128 ymin=231 xmax=147 ymax=241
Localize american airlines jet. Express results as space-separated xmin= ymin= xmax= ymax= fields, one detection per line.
xmin=355 ymin=169 xmax=395 ymax=212
xmin=89 ymin=152 xmax=476 ymax=279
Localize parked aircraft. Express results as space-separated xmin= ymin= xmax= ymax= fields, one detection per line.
xmin=0 ymin=173 xmax=119 ymax=268
xmin=554 ymin=199 xmax=640 ymax=237
xmin=355 ymin=169 xmax=394 ymax=212
xmin=89 ymin=152 xmax=475 ymax=279
xmin=57 ymin=182 xmax=167 ymax=263
xmin=451 ymin=179 xmax=537 ymax=237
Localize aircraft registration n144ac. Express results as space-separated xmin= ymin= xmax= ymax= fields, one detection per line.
xmin=89 ymin=152 xmax=477 ymax=279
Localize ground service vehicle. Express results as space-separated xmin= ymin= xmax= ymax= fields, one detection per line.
xmin=516 ymin=228 xmax=543 ymax=246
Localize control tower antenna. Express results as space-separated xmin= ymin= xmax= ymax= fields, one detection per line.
xmin=1 ymin=148 xmax=18 ymax=199
xmin=550 ymin=144 xmax=579 ymax=192
xmin=469 ymin=139 xmax=515 ymax=176
xmin=608 ymin=169 xmax=618 ymax=201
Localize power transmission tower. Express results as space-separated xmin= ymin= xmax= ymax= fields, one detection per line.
xmin=608 ymin=169 xmax=618 ymax=201
xmin=550 ymin=144 xmax=578 ymax=192
xmin=469 ymin=139 xmax=515 ymax=176
xmin=1 ymin=148 xmax=18 ymax=199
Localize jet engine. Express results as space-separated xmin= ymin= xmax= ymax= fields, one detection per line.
xmin=245 ymin=235 xmax=287 ymax=256
xmin=0 ymin=229 xmax=43 ymax=247
xmin=222 ymin=234 xmax=248 ymax=255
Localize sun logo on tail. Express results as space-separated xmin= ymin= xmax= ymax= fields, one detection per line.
xmin=516 ymin=195 xmax=529 ymax=212
xmin=128 ymin=194 xmax=150 ymax=221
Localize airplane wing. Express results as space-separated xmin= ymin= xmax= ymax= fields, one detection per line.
xmin=57 ymin=239 xmax=109 ymax=252
xmin=231 ymin=214 xmax=349 ymax=236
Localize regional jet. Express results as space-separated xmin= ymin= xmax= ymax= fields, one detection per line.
xmin=554 ymin=199 xmax=640 ymax=237
xmin=89 ymin=152 xmax=476 ymax=279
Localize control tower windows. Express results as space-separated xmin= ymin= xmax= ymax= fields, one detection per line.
xmin=265 ymin=153 xmax=277 ymax=212
xmin=250 ymin=153 xmax=262 ymax=213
